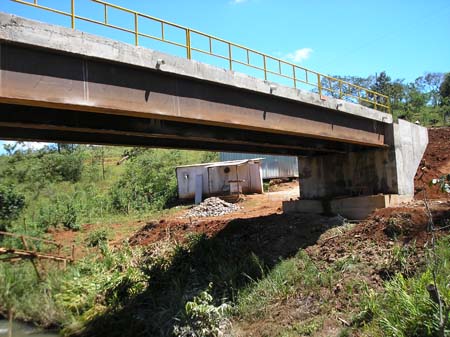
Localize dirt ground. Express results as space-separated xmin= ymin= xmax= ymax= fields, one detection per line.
xmin=415 ymin=127 xmax=450 ymax=199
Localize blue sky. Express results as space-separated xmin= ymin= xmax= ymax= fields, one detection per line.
xmin=0 ymin=0 xmax=450 ymax=152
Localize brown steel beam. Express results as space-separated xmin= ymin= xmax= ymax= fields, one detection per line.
xmin=0 ymin=126 xmax=326 ymax=156
xmin=0 ymin=104 xmax=371 ymax=155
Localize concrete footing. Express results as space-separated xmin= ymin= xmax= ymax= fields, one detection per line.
xmin=282 ymin=194 xmax=413 ymax=220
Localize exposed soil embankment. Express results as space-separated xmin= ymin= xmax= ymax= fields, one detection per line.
xmin=415 ymin=127 xmax=450 ymax=199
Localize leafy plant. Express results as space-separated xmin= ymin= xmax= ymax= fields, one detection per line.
xmin=0 ymin=184 xmax=25 ymax=231
xmin=173 ymin=285 xmax=231 ymax=337
xmin=85 ymin=229 xmax=109 ymax=247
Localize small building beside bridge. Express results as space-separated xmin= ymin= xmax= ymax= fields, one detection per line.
xmin=176 ymin=159 xmax=264 ymax=201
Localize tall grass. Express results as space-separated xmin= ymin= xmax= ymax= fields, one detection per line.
xmin=360 ymin=237 xmax=450 ymax=337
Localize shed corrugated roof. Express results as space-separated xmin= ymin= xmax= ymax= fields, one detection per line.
xmin=176 ymin=158 xmax=264 ymax=169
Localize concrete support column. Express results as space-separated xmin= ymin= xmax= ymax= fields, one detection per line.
xmin=286 ymin=120 xmax=428 ymax=219
xmin=298 ymin=119 xmax=428 ymax=200
xmin=298 ymin=148 xmax=398 ymax=199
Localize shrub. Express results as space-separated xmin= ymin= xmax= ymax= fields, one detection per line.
xmin=86 ymin=229 xmax=109 ymax=247
xmin=36 ymin=196 xmax=80 ymax=231
xmin=0 ymin=184 xmax=25 ymax=231
xmin=109 ymin=150 xmax=180 ymax=213
xmin=42 ymin=152 xmax=83 ymax=183
xmin=173 ymin=285 xmax=231 ymax=337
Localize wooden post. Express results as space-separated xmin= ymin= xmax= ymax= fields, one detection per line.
xmin=21 ymin=235 xmax=42 ymax=280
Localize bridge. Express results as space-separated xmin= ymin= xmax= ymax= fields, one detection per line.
xmin=0 ymin=1 xmax=428 ymax=218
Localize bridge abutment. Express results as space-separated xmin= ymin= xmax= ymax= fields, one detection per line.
xmin=283 ymin=119 xmax=428 ymax=219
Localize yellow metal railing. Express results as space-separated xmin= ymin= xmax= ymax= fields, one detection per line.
xmin=10 ymin=0 xmax=391 ymax=113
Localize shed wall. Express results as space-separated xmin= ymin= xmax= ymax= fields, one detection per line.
xmin=176 ymin=166 xmax=209 ymax=199
xmin=219 ymin=153 xmax=298 ymax=179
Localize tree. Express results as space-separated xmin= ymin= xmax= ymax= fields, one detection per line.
xmin=415 ymin=72 xmax=444 ymax=107
xmin=440 ymin=73 xmax=450 ymax=105
xmin=372 ymin=71 xmax=392 ymax=96
xmin=0 ymin=184 xmax=25 ymax=231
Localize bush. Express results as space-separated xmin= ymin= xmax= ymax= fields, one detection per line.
xmin=86 ymin=229 xmax=109 ymax=247
xmin=42 ymin=152 xmax=83 ymax=183
xmin=109 ymin=150 xmax=180 ymax=213
xmin=173 ymin=286 xmax=231 ymax=337
xmin=0 ymin=184 xmax=25 ymax=231
xmin=36 ymin=196 xmax=80 ymax=231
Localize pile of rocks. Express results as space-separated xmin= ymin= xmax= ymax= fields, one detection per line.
xmin=185 ymin=197 xmax=240 ymax=218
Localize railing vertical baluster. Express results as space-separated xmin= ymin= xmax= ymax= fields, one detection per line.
xmin=338 ymin=80 xmax=343 ymax=99
xmin=228 ymin=43 xmax=233 ymax=70
xmin=246 ymin=49 xmax=250 ymax=65
xmin=263 ymin=55 xmax=267 ymax=80
xmin=292 ymin=65 xmax=297 ymax=89
xmin=104 ymin=4 xmax=108 ymax=24
xmin=317 ymin=73 xmax=322 ymax=97
xmin=186 ymin=29 xmax=192 ymax=59
xmin=134 ymin=13 xmax=139 ymax=46
xmin=71 ymin=0 xmax=75 ymax=28
xmin=161 ymin=22 xmax=165 ymax=40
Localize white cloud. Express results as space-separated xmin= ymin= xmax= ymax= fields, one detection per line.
xmin=231 ymin=0 xmax=247 ymax=4
xmin=284 ymin=48 xmax=313 ymax=63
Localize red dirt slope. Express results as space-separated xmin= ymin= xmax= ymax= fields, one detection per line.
xmin=415 ymin=127 xmax=450 ymax=199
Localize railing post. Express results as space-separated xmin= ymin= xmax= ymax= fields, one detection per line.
xmin=317 ymin=73 xmax=322 ymax=97
xmin=71 ymin=0 xmax=75 ymax=28
xmin=338 ymin=80 xmax=343 ymax=99
xmin=292 ymin=65 xmax=297 ymax=89
xmin=263 ymin=55 xmax=267 ymax=80
xmin=134 ymin=13 xmax=139 ymax=46
xmin=228 ymin=43 xmax=233 ymax=70
xmin=104 ymin=4 xmax=108 ymax=24
xmin=186 ymin=29 xmax=192 ymax=59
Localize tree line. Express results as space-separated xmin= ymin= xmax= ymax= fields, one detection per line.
xmin=327 ymin=71 xmax=450 ymax=125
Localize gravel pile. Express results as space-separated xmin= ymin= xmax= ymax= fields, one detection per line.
xmin=186 ymin=197 xmax=240 ymax=218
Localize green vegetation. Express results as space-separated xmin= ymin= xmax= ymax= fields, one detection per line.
xmin=0 ymin=184 xmax=25 ymax=231
xmin=326 ymin=71 xmax=450 ymax=125
xmin=358 ymin=237 xmax=450 ymax=337
xmin=0 ymin=144 xmax=217 ymax=236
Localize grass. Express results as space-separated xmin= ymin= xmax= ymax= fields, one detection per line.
xmin=358 ymin=236 xmax=450 ymax=337
xmin=236 ymin=250 xmax=323 ymax=320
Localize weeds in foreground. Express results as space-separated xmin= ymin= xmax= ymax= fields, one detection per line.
xmin=359 ymin=237 xmax=450 ymax=337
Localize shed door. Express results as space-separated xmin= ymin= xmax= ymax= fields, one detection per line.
xmin=249 ymin=163 xmax=263 ymax=193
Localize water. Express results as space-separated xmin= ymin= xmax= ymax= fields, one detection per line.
xmin=0 ymin=320 xmax=58 ymax=337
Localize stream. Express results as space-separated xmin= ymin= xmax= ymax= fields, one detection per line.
xmin=0 ymin=320 xmax=58 ymax=337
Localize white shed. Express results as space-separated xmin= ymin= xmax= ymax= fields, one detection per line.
xmin=176 ymin=159 xmax=264 ymax=201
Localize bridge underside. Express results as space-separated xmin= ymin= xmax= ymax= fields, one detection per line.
xmin=0 ymin=103 xmax=372 ymax=156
